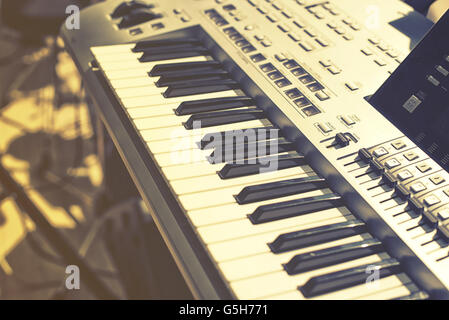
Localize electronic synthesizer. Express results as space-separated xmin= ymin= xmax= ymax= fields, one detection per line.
xmin=61 ymin=0 xmax=449 ymax=299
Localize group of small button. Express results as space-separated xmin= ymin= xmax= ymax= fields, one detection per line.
xmin=258 ymin=61 xmax=292 ymax=88
xmin=247 ymin=0 xmax=330 ymax=53
xmin=307 ymin=3 xmax=358 ymax=42
xmin=220 ymin=3 xmax=248 ymax=22
xmin=172 ymin=8 xmax=191 ymax=23
xmin=204 ymin=8 xmax=229 ymax=27
xmin=222 ymin=26 xmax=256 ymax=54
xmin=246 ymin=53 xmax=321 ymax=117
xmin=361 ymin=37 xmax=403 ymax=72
xmin=277 ymin=56 xmax=330 ymax=102
xmin=360 ymin=140 xmax=449 ymax=241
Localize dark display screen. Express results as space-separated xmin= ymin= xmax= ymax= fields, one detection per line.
xmin=370 ymin=10 xmax=449 ymax=170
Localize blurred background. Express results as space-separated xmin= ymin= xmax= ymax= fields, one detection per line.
xmin=0 ymin=0 xmax=447 ymax=300
xmin=0 ymin=0 xmax=191 ymax=300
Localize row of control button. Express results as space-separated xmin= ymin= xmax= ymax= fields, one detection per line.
xmin=284 ymin=87 xmax=320 ymax=117
xmin=360 ymin=143 xmax=449 ymax=241
xmin=205 ymin=8 xmax=229 ymax=27
xmin=366 ymin=37 xmax=404 ymax=67
xmin=282 ymin=59 xmax=329 ymax=100
xmin=222 ymin=26 xmax=256 ymax=53
xmin=259 ymin=62 xmax=292 ymax=88
xmin=248 ymin=0 xmax=293 ymax=22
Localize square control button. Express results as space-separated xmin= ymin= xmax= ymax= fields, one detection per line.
xmin=423 ymin=195 xmax=441 ymax=207
xmin=430 ymin=174 xmax=446 ymax=185
xmin=438 ymin=208 xmax=449 ymax=220
xmin=391 ymin=141 xmax=406 ymax=150
xmin=285 ymin=88 xmax=302 ymax=99
xmin=397 ymin=170 xmax=413 ymax=181
xmin=404 ymin=151 xmax=419 ymax=161
xmin=301 ymin=105 xmax=321 ymax=116
xmin=385 ymin=158 xmax=401 ymax=169
xmin=410 ymin=182 xmax=426 ymax=193
xmin=416 ymin=163 xmax=432 ymax=173
xmin=373 ymin=147 xmax=388 ymax=158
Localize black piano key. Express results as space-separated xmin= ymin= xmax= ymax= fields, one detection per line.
xmin=208 ymin=139 xmax=295 ymax=164
xmin=133 ymin=38 xmax=202 ymax=52
xmin=269 ymin=219 xmax=367 ymax=253
xmin=249 ymin=193 xmax=343 ymax=224
xmin=198 ymin=127 xmax=278 ymax=150
xmin=218 ymin=154 xmax=306 ymax=179
xmin=284 ymin=239 xmax=383 ymax=275
xmin=149 ymin=61 xmax=222 ymax=77
xmin=118 ymin=9 xmax=162 ymax=29
xmin=164 ymin=79 xmax=240 ymax=98
xmin=183 ymin=108 xmax=264 ymax=130
xmin=139 ymin=49 xmax=209 ymax=63
xmin=300 ymin=258 xmax=402 ymax=298
xmin=394 ymin=291 xmax=429 ymax=300
xmin=235 ymin=175 xmax=327 ymax=204
xmin=156 ymin=69 xmax=230 ymax=87
xmin=176 ymin=96 xmax=254 ymax=115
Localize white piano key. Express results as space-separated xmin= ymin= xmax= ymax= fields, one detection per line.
xmin=116 ymin=85 xmax=170 ymax=98
xmin=102 ymin=56 xmax=210 ymax=79
xmin=154 ymin=141 xmax=296 ymax=170
xmin=386 ymin=203 xmax=409 ymax=216
xmin=180 ymin=185 xmax=331 ymax=211
xmin=407 ymin=225 xmax=428 ymax=238
xmin=373 ymin=190 xmax=396 ymax=203
xmin=111 ymin=77 xmax=159 ymax=90
xmin=317 ymin=274 xmax=411 ymax=300
xmin=353 ymin=274 xmax=415 ymax=300
xmin=103 ymin=68 xmax=151 ymax=80
xmin=196 ymin=206 xmax=351 ymax=244
xmin=229 ymin=253 xmax=387 ymax=299
xmin=121 ymin=90 xmax=242 ymax=108
xmin=133 ymin=104 xmax=254 ymax=130
xmin=358 ymin=173 xmax=379 ymax=184
xmin=140 ymin=119 xmax=270 ymax=142
xmin=364 ymin=179 xmax=384 ymax=191
xmin=422 ymin=240 xmax=445 ymax=255
xmin=99 ymin=55 xmax=209 ymax=72
xmin=153 ymin=152 xmax=209 ymax=167
xmin=414 ymin=229 xmax=438 ymax=244
xmin=133 ymin=113 xmax=192 ymax=130
xmin=126 ymin=103 xmax=180 ymax=119
xmin=146 ymin=121 xmax=266 ymax=153
xmin=160 ymin=160 xmax=225 ymax=180
xmin=170 ymin=166 xmax=314 ymax=194
xmin=186 ymin=186 xmax=329 ymax=223
xmin=99 ymin=59 xmax=153 ymax=71
xmin=264 ymin=274 xmax=413 ymax=300
xmin=219 ymin=233 xmax=366 ymax=282
xmin=393 ymin=212 xmax=414 ymax=224
xmin=207 ymin=215 xmax=352 ymax=262
xmin=428 ymin=248 xmax=449 ymax=261
xmin=151 ymin=136 xmax=289 ymax=168
xmin=91 ymin=44 xmax=135 ymax=55
xmin=399 ymin=216 xmax=421 ymax=230
xmin=93 ymin=51 xmax=141 ymax=63
xmin=344 ymin=161 xmax=368 ymax=172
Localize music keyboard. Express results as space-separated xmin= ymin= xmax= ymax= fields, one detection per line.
xmin=62 ymin=0 xmax=449 ymax=299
